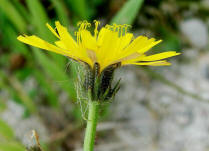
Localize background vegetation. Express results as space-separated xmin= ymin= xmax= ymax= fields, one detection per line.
xmin=0 ymin=0 xmax=208 ymax=151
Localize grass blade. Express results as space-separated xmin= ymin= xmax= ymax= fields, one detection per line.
xmin=0 ymin=0 xmax=26 ymax=32
xmin=0 ymin=142 xmax=25 ymax=151
xmin=49 ymin=0 xmax=70 ymax=26
xmin=0 ymin=19 xmax=30 ymax=57
xmin=11 ymin=0 xmax=31 ymax=23
xmin=110 ymin=0 xmax=144 ymax=25
xmin=0 ymin=118 xmax=15 ymax=141
xmin=66 ymin=0 xmax=90 ymax=20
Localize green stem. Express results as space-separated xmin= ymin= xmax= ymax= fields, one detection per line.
xmin=84 ymin=101 xmax=99 ymax=151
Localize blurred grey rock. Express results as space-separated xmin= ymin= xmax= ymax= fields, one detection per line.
xmin=182 ymin=48 xmax=199 ymax=60
xmin=1 ymin=101 xmax=49 ymax=146
xmin=113 ymin=67 xmax=147 ymax=120
xmin=180 ymin=18 xmax=208 ymax=48
xmin=1 ymin=100 xmax=24 ymax=125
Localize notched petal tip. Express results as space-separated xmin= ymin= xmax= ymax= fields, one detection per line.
xmin=17 ymin=35 xmax=28 ymax=42
xmin=55 ymin=20 xmax=61 ymax=24
xmin=17 ymin=35 xmax=22 ymax=40
xmin=175 ymin=52 xmax=181 ymax=56
xmin=46 ymin=22 xmax=60 ymax=38
xmin=156 ymin=39 xmax=162 ymax=43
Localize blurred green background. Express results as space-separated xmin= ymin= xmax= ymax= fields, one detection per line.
xmin=0 ymin=0 xmax=208 ymax=151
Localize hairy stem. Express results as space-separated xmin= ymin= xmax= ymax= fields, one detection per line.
xmin=83 ymin=101 xmax=99 ymax=151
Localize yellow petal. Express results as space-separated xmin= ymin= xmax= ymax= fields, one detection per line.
xmin=122 ymin=36 xmax=149 ymax=56
xmin=54 ymin=40 xmax=67 ymax=49
xmin=118 ymin=36 xmax=161 ymax=60
xmin=55 ymin=21 xmax=90 ymax=62
xmin=108 ymin=33 xmax=133 ymax=62
xmin=46 ymin=23 xmax=59 ymax=38
xmin=127 ymin=60 xmax=171 ymax=66
xmin=97 ymin=29 xmax=133 ymax=70
xmin=96 ymin=28 xmax=120 ymax=67
xmin=119 ymin=53 xmax=145 ymax=64
xmin=137 ymin=39 xmax=162 ymax=54
xmin=140 ymin=51 xmax=181 ymax=61
xmin=55 ymin=21 xmax=78 ymax=50
xmin=17 ymin=35 xmax=77 ymax=59
xmin=80 ymin=30 xmax=97 ymax=50
xmin=97 ymin=27 xmax=107 ymax=46
xmin=118 ymin=33 xmax=133 ymax=50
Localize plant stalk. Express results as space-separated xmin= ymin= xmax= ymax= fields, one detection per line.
xmin=83 ymin=101 xmax=99 ymax=151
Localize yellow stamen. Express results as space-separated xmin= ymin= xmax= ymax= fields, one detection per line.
xmin=94 ymin=20 xmax=100 ymax=38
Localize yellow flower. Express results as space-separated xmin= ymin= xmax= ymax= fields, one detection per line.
xmin=17 ymin=20 xmax=180 ymax=72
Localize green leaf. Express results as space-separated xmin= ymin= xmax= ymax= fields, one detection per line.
xmin=110 ymin=0 xmax=144 ymax=25
xmin=11 ymin=0 xmax=31 ymax=23
xmin=0 ymin=119 xmax=14 ymax=140
xmin=49 ymin=0 xmax=70 ymax=26
xmin=66 ymin=0 xmax=91 ymax=20
xmin=0 ymin=0 xmax=26 ymax=32
xmin=0 ymin=142 xmax=25 ymax=151
xmin=0 ymin=22 xmax=30 ymax=57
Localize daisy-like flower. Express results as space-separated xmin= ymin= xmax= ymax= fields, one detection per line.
xmin=17 ymin=20 xmax=180 ymax=101
xmin=17 ymin=20 xmax=180 ymax=73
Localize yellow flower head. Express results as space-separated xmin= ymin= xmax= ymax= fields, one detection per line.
xmin=17 ymin=20 xmax=180 ymax=72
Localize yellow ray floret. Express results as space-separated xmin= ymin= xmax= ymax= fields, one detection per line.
xmin=17 ymin=20 xmax=180 ymax=72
